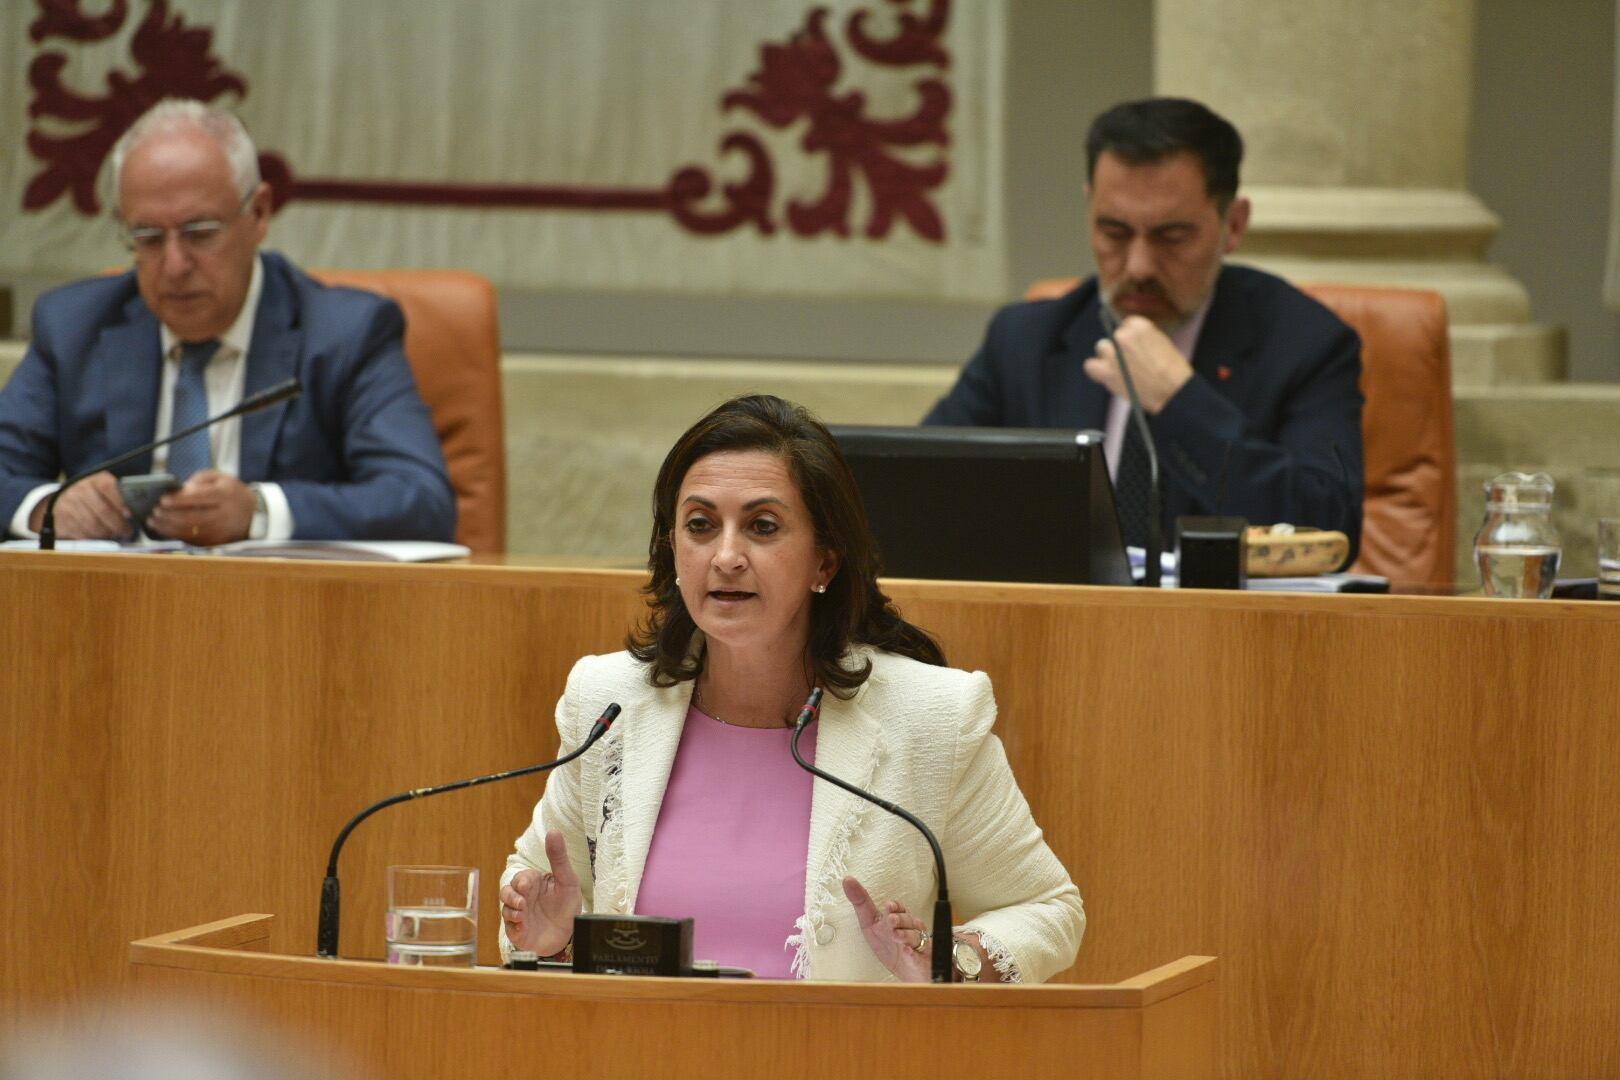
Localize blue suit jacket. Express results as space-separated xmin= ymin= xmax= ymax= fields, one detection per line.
xmin=0 ymin=251 xmax=456 ymax=541
xmin=925 ymin=265 xmax=1365 ymax=561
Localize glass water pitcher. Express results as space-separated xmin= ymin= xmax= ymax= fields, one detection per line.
xmin=1473 ymin=471 xmax=1561 ymax=598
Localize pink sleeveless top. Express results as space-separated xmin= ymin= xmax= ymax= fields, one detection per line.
xmin=634 ymin=704 xmax=818 ymax=979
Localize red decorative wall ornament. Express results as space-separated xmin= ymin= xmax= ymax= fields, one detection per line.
xmin=29 ymin=0 xmax=129 ymax=42
xmin=715 ymin=4 xmax=950 ymax=240
xmin=25 ymin=0 xmax=248 ymax=215
xmin=22 ymin=0 xmax=955 ymax=242
xmin=848 ymin=0 xmax=950 ymax=70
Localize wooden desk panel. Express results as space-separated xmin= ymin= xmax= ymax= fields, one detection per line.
xmin=126 ymin=915 xmax=1216 ymax=1080
xmin=4 ymin=552 xmax=1619 ymax=1078
xmin=0 ymin=554 xmax=644 ymax=1015
xmin=894 ymin=584 xmax=1620 ymax=1077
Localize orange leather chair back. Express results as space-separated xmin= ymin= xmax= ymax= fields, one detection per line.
xmin=1023 ymin=277 xmax=1084 ymax=302
xmin=1021 ymin=276 xmax=1456 ymax=587
xmin=1301 ymin=284 xmax=1454 ymax=588
xmin=314 ymin=269 xmax=506 ymax=553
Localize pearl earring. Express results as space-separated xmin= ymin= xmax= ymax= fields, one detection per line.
xmin=675 ymin=576 xmax=682 ymax=586
xmin=813 ymin=583 xmax=827 ymax=594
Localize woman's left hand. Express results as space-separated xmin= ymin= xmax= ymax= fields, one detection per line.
xmin=842 ymin=875 xmax=933 ymax=983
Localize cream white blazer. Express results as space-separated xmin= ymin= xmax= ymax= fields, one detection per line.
xmin=502 ymin=648 xmax=1085 ymax=982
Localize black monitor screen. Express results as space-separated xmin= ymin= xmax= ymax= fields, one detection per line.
xmin=829 ymin=425 xmax=1131 ymax=586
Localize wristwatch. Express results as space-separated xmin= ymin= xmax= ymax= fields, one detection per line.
xmin=248 ymin=483 xmax=268 ymax=540
xmin=951 ymin=935 xmax=983 ymax=982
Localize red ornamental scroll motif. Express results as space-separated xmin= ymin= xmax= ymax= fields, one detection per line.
xmin=22 ymin=0 xmax=954 ymax=242
xmin=713 ymin=5 xmax=950 ymax=240
xmin=25 ymin=0 xmax=247 ymax=215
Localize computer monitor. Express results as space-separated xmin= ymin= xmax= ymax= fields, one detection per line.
xmin=828 ymin=425 xmax=1132 ymax=586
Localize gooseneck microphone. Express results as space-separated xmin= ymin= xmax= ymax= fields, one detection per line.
xmin=1099 ymin=307 xmax=1162 ymax=587
xmin=38 ymin=377 xmax=303 ymax=550
xmin=789 ymin=688 xmax=955 ymax=984
xmin=315 ymin=702 xmax=621 ymax=959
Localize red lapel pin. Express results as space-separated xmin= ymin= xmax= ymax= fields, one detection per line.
xmin=1216 ymin=364 xmax=1232 ymax=381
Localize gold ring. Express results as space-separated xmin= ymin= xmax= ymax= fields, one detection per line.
xmin=910 ymin=929 xmax=929 ymax=954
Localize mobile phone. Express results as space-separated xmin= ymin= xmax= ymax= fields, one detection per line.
xmin=117 ymin=472 xmax=182 ymax=532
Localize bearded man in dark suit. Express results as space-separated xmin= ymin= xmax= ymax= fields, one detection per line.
xmin=926 ymin=97 xmax=1363 ymax=558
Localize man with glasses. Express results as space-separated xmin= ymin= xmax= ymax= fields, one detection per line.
xmin=0 ymin=99 xmax=455 ymax=545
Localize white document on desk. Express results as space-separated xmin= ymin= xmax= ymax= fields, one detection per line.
xmin=1 ymin=539 xmax=184 ymax=553
xmin=1128 ymin=547 xmax=1389 ymax=592
xmin=1242 ymin=573 xmax=1390 ymax=593
xmin=209 ymin=540 xmax=471 ymax=562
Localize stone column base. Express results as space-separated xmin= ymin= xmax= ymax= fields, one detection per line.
xmin=1450 ymin=324 xmax=1566 ymax=386
xmin=1238 ymin=185 xmax=1562 ymax=388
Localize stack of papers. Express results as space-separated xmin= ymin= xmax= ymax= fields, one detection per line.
xmin=2 ymin=538 xmax=183 ymax=553
xmin=209 ymin=540 xmax=472 ymax=562
xmin=1243 ymin=573 xmax=1389 ymax=593
xmin=1128 ymin=548 xmax=1389 ymax=593
xmin=4 ymin=538 xmax=470 ymax=563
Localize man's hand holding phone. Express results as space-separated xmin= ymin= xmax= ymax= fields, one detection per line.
xmin=117 ymin=473 xmax=182 ymax=537
xmin=146 ymin=470 xmax=257 ymax=546
xmin=27 ymin=471 xmax=134 ymax=540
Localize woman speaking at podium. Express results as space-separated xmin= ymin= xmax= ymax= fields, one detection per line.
xmin=499 ymin=395 xmax=1084 ymax=982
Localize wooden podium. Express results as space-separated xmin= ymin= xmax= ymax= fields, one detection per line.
xmin=11 ymin=552 xmax=1620 ymax=1076
xmin=130 ymin=915 xmax=1215 ymax=1080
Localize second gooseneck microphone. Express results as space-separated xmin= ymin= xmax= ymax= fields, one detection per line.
xmin=315 ymin=702 xmax=621 ymax=959
xmin=1099 ymin=307 xmax=1163 ymax=588
xmin=789 ymin=688 xmax=955 ymax=983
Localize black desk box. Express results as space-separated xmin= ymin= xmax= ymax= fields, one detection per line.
xmin=1177 ymin=516 xmax=1248 ymax=590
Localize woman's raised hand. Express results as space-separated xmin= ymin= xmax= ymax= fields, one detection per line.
xmin=842 ymin=875 xmax=932 ymax=983
xmin=499 ymin=830 xmax=582 ymax=956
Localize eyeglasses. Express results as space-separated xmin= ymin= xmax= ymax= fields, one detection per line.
xmin=121 ymin=191 xmax=253 ymax=256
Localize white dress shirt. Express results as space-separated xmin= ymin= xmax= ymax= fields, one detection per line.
xmin=10 ymin=255 xmax=294 ymax=540
xmin=1102 ymin=295 xmax=1214 ymax=481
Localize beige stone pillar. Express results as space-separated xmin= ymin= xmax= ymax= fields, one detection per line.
xmin=1156 ymin=0 xmax=1560 ymax=385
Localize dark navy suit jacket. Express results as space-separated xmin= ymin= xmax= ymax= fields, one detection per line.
xmin=0 ymin=251 xmax=456 ymax=541
xmin=925 ymin=264 xmax=1365 ymax=561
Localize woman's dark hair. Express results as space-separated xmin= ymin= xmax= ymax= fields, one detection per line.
xmin=626 ymin=394 xmax=945 ymax=695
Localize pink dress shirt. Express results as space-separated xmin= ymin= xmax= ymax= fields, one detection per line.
xmin=634 ymin=704 xmax=818 ymax=979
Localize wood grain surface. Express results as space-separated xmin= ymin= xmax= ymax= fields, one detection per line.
xmin=4 ymin=551 xmax=1619 ymax=1077
xmin=128 ymin=914 xmax=1216 ymax=1080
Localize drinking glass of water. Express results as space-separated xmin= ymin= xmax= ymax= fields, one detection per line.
xmin=1599 ymin=518 xmax=1620 ymax=601
xmin=1473 ymin=471 xmax=1561 ymax=598
xmin=386 ymin=865 xmax=478 ymax=967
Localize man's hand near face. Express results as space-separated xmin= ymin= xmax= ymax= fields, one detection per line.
xmin=27 ymin=471 xmax=132 ymax=539
xmin=1083 ymin=315 xmax=1195 ymax=414
xmin=147 ymin=469 xmax=255 ymax=546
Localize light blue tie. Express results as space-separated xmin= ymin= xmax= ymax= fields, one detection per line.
xmin=167 ymin=339 xmax=219 ymax=479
